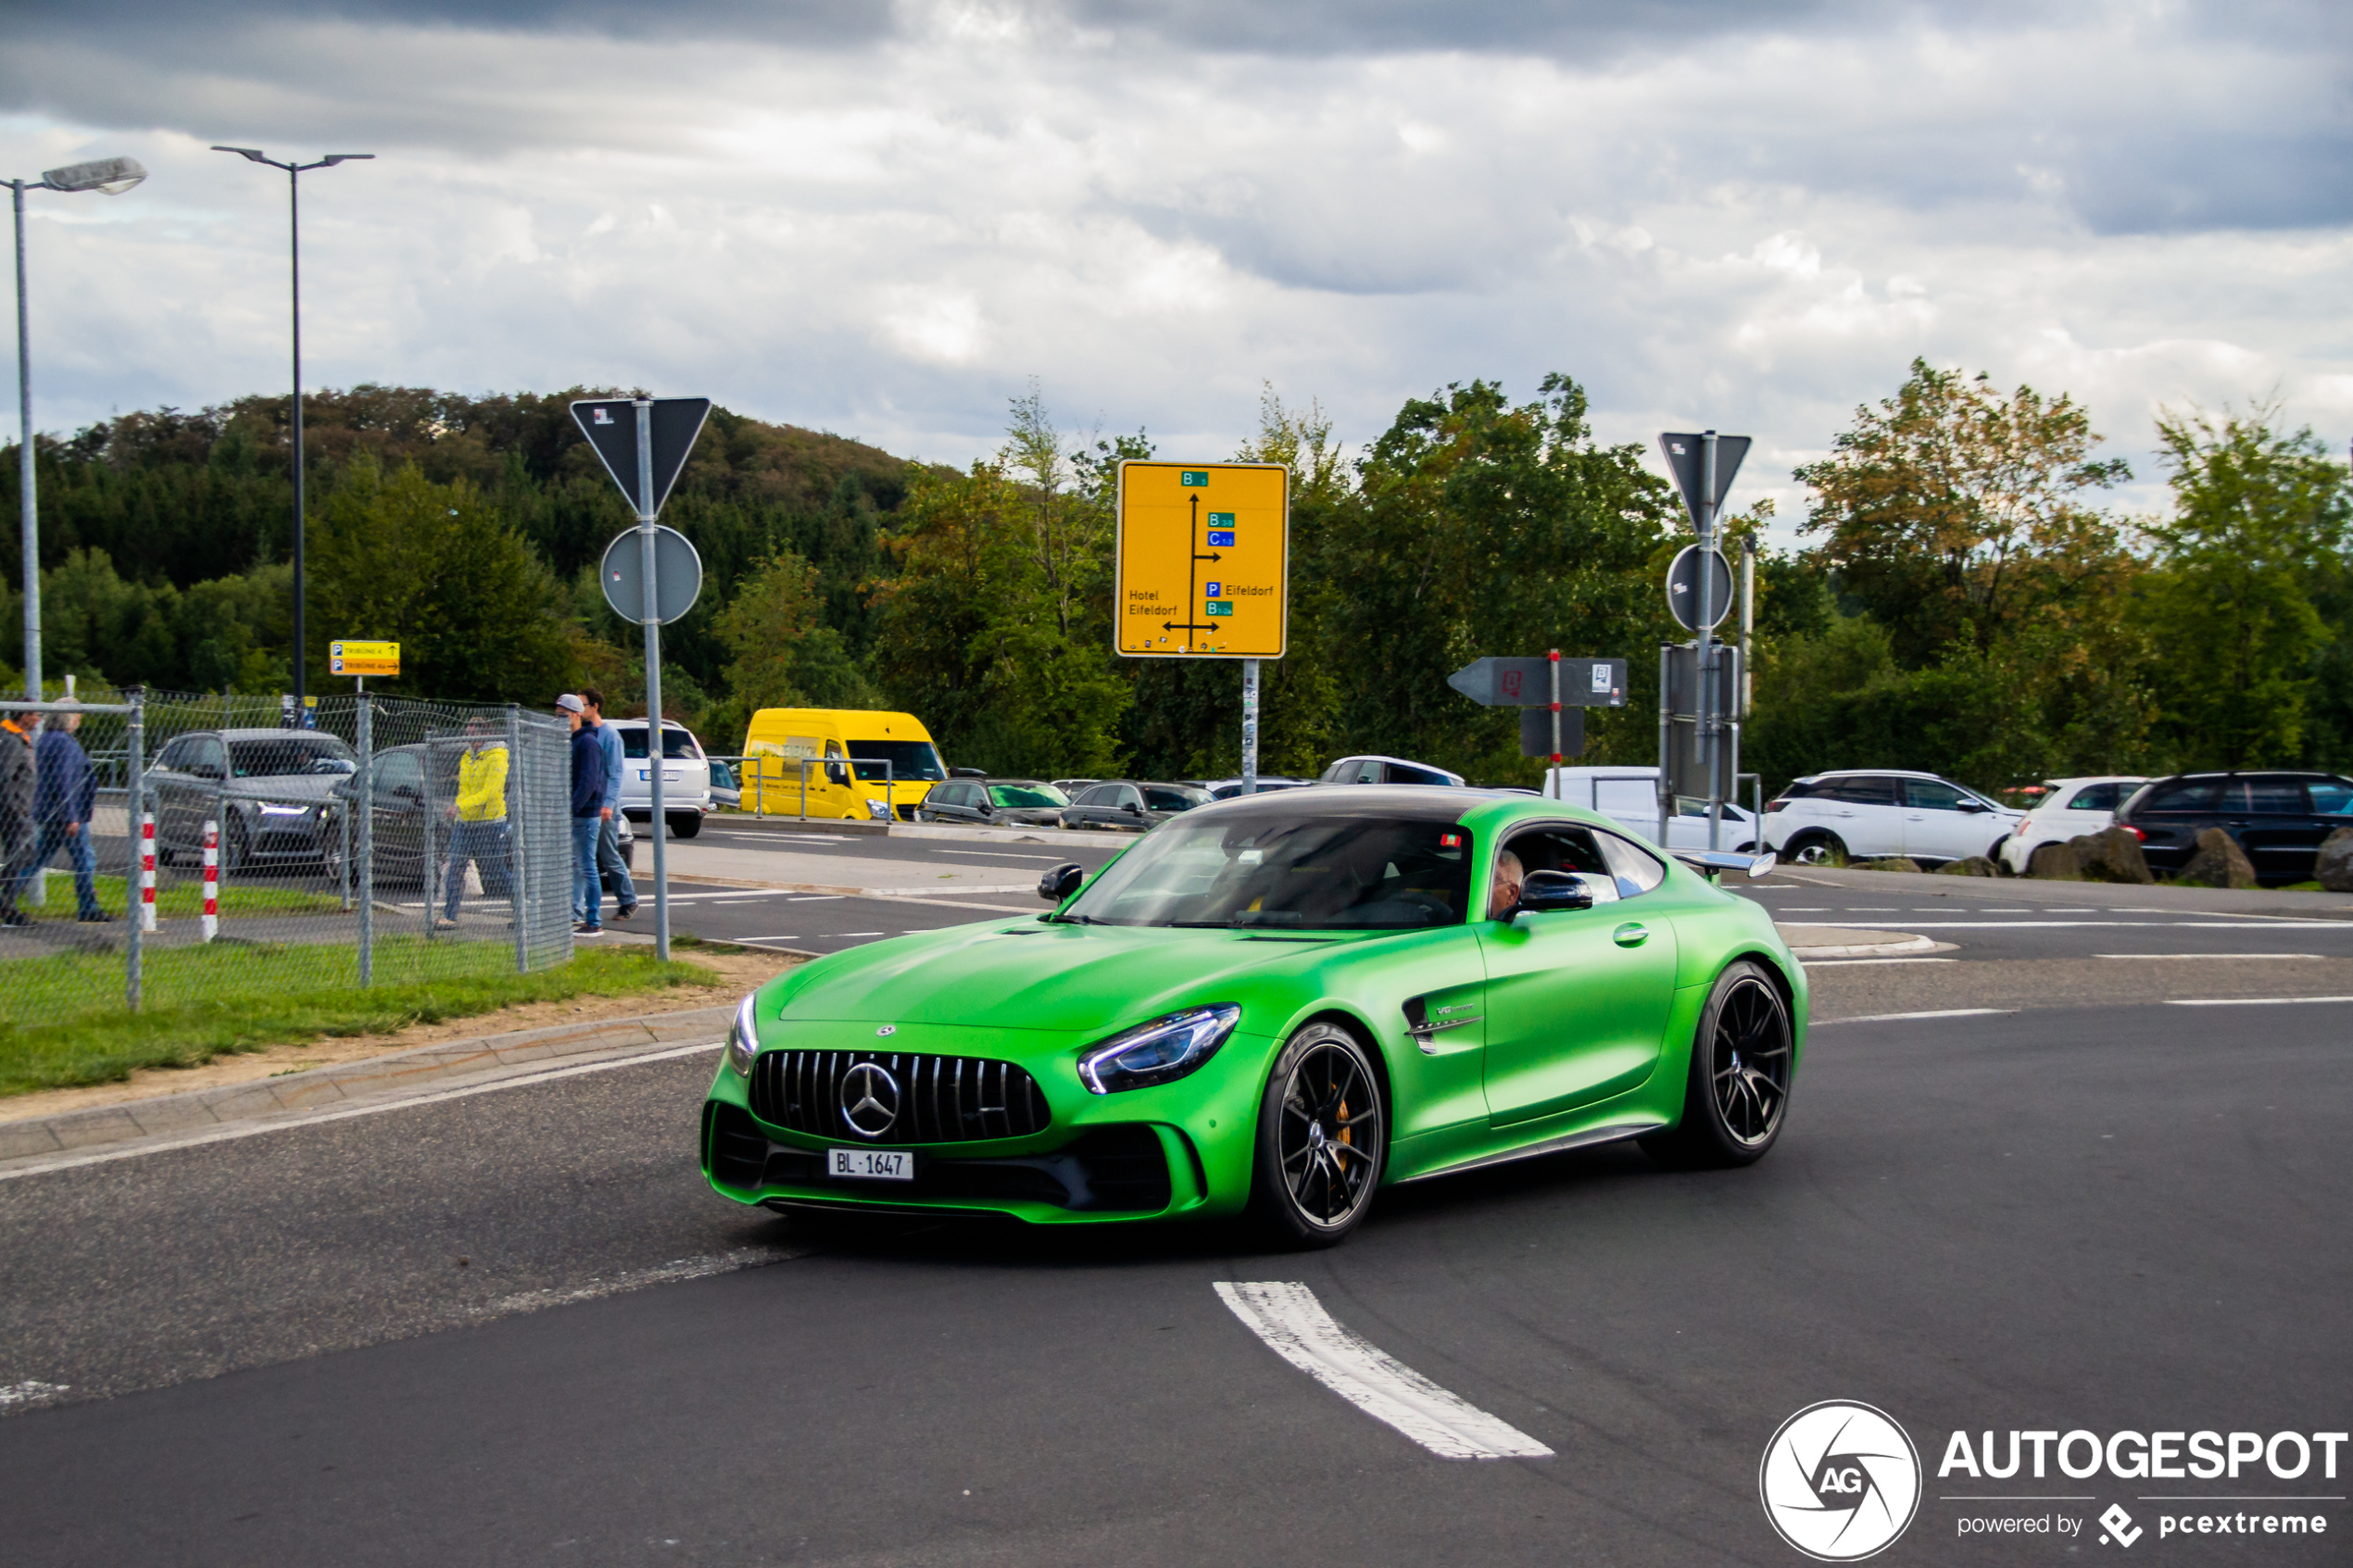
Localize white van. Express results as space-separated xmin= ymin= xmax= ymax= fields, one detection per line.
xmin=1542 ymin=765 xmax=1763 ymax=852
xmin=607 ymin=719 xmax=712 ymax=839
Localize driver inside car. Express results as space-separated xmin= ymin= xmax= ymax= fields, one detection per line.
xmin=1488 ymin=849 xmax=1524 ymax=920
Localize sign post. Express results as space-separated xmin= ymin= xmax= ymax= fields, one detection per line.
xmin=1445 ymin=654 xmax=1628 ymax=790
xmin=1114 ymin=461 xmax=1289 ymax=793
xmin=1659 ymin=431 xmax=1750 ymax=849
xmin=572 ymin=395 xmax=712 ymax=961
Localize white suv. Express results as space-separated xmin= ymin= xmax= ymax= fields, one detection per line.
xmin=1995 ymin=776 xmax=2146 ymax=874
xmin=609 ymin=719 xmax=713 ymax=840
xmin=1763 ymin=770 xmax=2022 ymax=865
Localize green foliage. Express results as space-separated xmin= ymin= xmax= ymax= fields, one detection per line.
xmin=308 ymin=458 xmax=574 ymax=703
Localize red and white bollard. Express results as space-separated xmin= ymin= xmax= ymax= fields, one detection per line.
xmin=201 ymin=820 xmax=220 ymax=943
xmin=140 ymin=813 xmax=158 ymax=933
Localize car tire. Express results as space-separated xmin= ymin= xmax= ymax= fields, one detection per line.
xmin=668 ymin=812 xmax=700 ymax=840
xmin=1643 ymin=959 xmax=1794 ymax=1169
xmin=1783 ymin=831 xmax=1844 ymax=867
xmin=222 ymin=814 xmax=251 ymax=873
xmin=1985 ymin=838 xmax=2008 ymax=863
xmin=1249 ymin=1019 xmax=1386 ymax=1248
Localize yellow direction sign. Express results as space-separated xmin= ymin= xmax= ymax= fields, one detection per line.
xmin=330 ymin=640 xmax=399 ymax=677
xmin=1114 ymin=460 xmax=1289 ymax=659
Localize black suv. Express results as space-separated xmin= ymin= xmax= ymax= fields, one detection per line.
xmin=2114 ymin=771 xmax=2353 ymax=884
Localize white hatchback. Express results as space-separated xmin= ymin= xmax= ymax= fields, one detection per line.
xmin=1762 ymin=770 xmax=2022 ymax=865
xmin=1995 ymin=776 xmax=2147 ymax=874
xmin=607 ymin=719 xmax=713 ymax=839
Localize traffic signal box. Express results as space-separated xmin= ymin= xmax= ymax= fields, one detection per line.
xmin=1114 ymin=461 xmax=1289 ymax=659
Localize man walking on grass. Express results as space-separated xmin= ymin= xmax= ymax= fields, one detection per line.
xmin=579 ymin=688 xmax=638 ymax=922
xmin=561 ymin=693 xmax=606 ymax=936
xmin=13 ymin=706 xmax=108 ymax=922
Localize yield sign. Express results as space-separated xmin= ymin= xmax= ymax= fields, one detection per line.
xmin=572 ymin=397 xmax=712 ymax=519
xmin=1658 ymin=432 xmax=1751 ymax=530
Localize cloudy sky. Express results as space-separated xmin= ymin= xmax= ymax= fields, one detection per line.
xmin=3 ymin=0 xmax=2348 ymax=533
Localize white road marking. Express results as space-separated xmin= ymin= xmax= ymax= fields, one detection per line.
xmin=2096 ymin=953 xmax=2323 ymax=960
xmin=0 ymin=1380 xmax=71 ymax=1410
xmin=933 ymin=848 xmax=1065 ymax=861
xmin=2165 ymin=996 xmax=2353 ymax=1007
xmin=1814 ymin=1009 xmax=2017 ymax=1025
xmin=0 ymin=1040 xmax=727 ymax=1183
xmin=824 ymin=932 xmax=885 ymax=938
xmin=1775 ymin=919 xmax=2353 ymax=931
xmin=785 ymin=895 xmax=844 ymax=902
xmin=470 ymin=1245 xmax=808 ymax=1322
xmin=1214 ymin=1281 xmax=1552 ymax=1461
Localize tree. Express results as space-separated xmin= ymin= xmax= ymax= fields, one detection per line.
xmin=308 ymin=458 xmax=573 ymax=703
xmin=2133 ymin=405 xmax=2351 ymax=769
xmin=1796 ymin=358 xmax=2133 ymax=665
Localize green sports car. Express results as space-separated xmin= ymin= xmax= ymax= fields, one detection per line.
xmin=700 ymin=787 xmax=1806 ymax=1246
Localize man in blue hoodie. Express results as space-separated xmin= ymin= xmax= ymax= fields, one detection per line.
xmin=561 ymin=693 xmax=606 ymax=935
xmin=12 ymin=707 xmax=107 ymax=922
xmin=579 ymin=688 xmax=637 ymax=922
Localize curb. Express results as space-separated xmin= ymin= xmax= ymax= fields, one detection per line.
xmin=1787 ymin=934 xmax=1941 ymax=960
xmin=0 ymin=1001 xmax=738 ymax=1167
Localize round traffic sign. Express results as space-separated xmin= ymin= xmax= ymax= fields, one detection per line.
xmin=1666 ymin=544 xmax=1733 ymax=631
xmin=600 ymin=525 xmax=703 ymax=625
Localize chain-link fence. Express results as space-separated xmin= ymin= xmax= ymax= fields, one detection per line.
xmin=1 ymin=689 xmax=575 ymax=1032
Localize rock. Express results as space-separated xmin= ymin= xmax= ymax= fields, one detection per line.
xmin=2319 ymin=827 xmax=2353 ymax=893
xmin=1935 ymin=856 xmax=1999 ymax=877
xmin=2177 ymin=827 xmax=2258 ymax=889
xmin=1856 ymin=857 xmax=1923 ymax=873
xmin=2026 ymin=842 xmax=2082 ymax=880
xmin=2065 ymin=826 xmax=2154 ymax=884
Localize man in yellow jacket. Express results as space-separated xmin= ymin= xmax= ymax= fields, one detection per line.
xmin=436 ymin=716 xmax=511 ymax=930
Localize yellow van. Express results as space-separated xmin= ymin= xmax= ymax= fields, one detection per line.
xmin=740 ymin=709 xmax=948 ymax=822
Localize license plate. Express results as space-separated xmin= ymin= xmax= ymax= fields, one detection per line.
xmin=829 ymin=1148 xmax=912 ymax=1181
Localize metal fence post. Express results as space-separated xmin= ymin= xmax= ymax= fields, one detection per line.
xmin=356 ymin=690 xmax=373 ymax=987
xmin=124 ymin=690 xmax=143 ymax=1013
xmin=506 ymin=705 xmax=527 ymax=973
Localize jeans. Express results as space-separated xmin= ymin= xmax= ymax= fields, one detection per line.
xmin=596 ymin=816 xmax=635 ymax=912
xmin=443 ymin=819 xmax=511 ymax=922
xmin=9 ymin=821 xmax=102 ymax=917
xmin=572 ymin=815 xmax=603 ymax=929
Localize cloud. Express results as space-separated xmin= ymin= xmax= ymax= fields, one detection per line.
xmin=0 ymin=0 xmax=2346 ymax=543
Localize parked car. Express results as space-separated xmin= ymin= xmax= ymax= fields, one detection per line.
xmin=1763 ymin=770 xmax=2023 ymax=865
xmin=1201 ymin=776 xmax=1312 ymax=800
xmin=1051 ymin=778 xmax=1100 ymax=796
xmin=1544 ymin=766 xmax=1764 ymax=852
xmin=608 ymin=719 xmax=712 ymax=839
xmin=2114 ymin=771 xmax=2353 ymax=885
xmin=1316 ymin=755 xmax=1466 ymax=786
xmin=707 ymin=759 xmax=741 ymax=811
xmin=1060 ymin=780 xmax=1213 ymax=832
xmin=1995 ymin=775 xmax=2147 ymax=874
xmin=145 ymin=728 xmax=356 ymax=872
xmin=917 ymin=778 xmax=1072 ymax=827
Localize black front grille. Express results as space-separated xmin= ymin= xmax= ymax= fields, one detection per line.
xmin=706 ymin=1103 xmax=1171 ymax=1213
xmin=748 ymin=1049 xmax=1051 ymax=1144
xmin=895 ymin=804 xmax=921 ymax=822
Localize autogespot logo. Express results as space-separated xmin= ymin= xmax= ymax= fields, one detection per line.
xmin=1760 ymin=1400 xmax=1924 ymax=1562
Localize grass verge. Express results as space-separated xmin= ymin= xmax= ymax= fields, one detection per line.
xmin=10 ymin=873 xmax=345 ymax=921
xmin=0 ymin=938 xmax=724 ymax=1098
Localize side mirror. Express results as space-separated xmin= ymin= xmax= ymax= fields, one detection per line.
xmin=1038 ymin=861 xmax=1085 ymax=902
xmin=1957 ymin=799 xmax=1989 ymax=814
xmin=1124 ymin=801 xmax=1143 ymax=814
xmin=977 ymin=801 xmax=994 ymax=815
xmin=1510 ymin=870 xmax=1593 ymax=921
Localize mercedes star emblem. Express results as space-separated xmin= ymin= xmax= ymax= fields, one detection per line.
xmin=839 ymin=1060 xmax=901 ymax=1139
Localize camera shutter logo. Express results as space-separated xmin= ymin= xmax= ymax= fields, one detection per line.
xmin=1758 ymin=1400 xmax=1921 ymax=1561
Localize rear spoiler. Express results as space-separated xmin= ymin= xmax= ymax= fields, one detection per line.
xmin=1672 ymin=848 xmax=1777 ymax=881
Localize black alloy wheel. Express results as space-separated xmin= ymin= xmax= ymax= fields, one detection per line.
xmin=1784 ymin=831 xmax=1844 ymax=867
xmin=1252 ymin=1021 xmax=1386 ymax=1247
xmin=1645 ymin=959 xmax=1794 ymax=1168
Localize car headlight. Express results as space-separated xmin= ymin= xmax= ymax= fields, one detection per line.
xmin=1077 ymin=1005 xmax=1240 ymax=1095
xmin=864 ymin=798 xmax=892 ymax=822
xmin=258 ymin=801 xmax=309 ymax=817
xmin=725 ymin=991 xmax=760 ymax=1076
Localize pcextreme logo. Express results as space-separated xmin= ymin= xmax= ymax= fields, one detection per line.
xmin=1760 ymin=1400 xmax=1924 ymax=1562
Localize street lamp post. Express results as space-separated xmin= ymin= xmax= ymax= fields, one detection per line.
xmin=9 ymin=155 xmax=146 ymax=701
xmin=211 ymin=146 xmax=372 ymax=714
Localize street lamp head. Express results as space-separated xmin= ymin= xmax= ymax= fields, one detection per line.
xmin=318 ymin=154 xmax=375 ymax=168
xmin=210 ymin=145 xmax=273 ymax=164
xmin=42 ymin=156 xmax=147 ymax=195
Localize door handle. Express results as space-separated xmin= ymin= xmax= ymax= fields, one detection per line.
xmin=1613 ymin=922 xmax=1649 ymax=947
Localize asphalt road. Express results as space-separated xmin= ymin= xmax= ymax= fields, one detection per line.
xmin=6 ymin=940 xmax=2352 ymax=1562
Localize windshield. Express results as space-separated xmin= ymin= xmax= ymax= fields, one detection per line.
xmin=847 ymin=739 xmax=946 ymax=784
xmin=230 ymin=735 xmax=357 ymax=777
xmin=1058 ymin=811 xmax=1473 ymax=930
xmin=989 ymin=783 xmax=1069 ymax=809
xmin=620 ymin=726 xmax=702 ymax=760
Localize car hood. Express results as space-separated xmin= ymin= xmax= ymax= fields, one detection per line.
xmin=768 ymin=920 xmax=1364 ymax=1034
